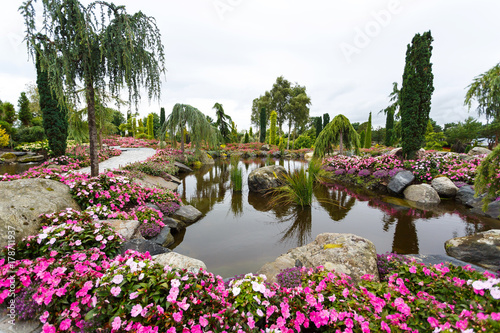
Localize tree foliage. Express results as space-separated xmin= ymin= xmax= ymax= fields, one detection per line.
xmin=36 ymin=52 xmax=68 ymax=156
xmin=2 ymin=102 xmax=16 ymax=125
xmin=314 ymin=117 xmax=322 ymax=139
xmin=259 ymin=107 xmax=266 ymax=143
xmin=322 ymin=113 xmax=330 ymax=130
xmin=313 ymin=114 xmax=360 ymax=158
xmin=285 ymin=85 xmax=311 ymax=149
xmin=164 ymin=103 xmax=217 ymax=154
xmin=21 ymin=0 xmax=165 ymax=176
xmin=474 ymin=144 xmax=500 ymax=217
xmin=0 ymin=126 xmax=9 ymax=147
xmin=400 ymin=31 xmax=434 ymax=159
xmin=160 ymin=107 xmax=166 ymax=128
xmin=270 ymin=110 xmax=277 ymax=145
xmin=147 ymin=113 xmax=154 ymax=139
xmin=364 ymin=112 xmax=372 ymax=148
xmin=213 ymin=102 xmax=232 ymax=143
xmin=18 ymin=92 xmax=32 ymax=127
xmin=385 ymin=107 xmax=395 ymax=147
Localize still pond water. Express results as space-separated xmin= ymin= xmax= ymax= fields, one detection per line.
xmin=172 ymin=158 xmax=499 ymax=278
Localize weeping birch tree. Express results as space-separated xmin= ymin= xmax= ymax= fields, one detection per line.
xmin=165 ymin=103 xmax=218 ymax=154
xmin=20 ymin=0 xmax=165 ymax=176
xmin=313 ymin=114 xmax=360 ymax=158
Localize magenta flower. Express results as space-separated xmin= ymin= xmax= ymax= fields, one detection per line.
xmin=59 ymin=319 xmax=71 ymax=331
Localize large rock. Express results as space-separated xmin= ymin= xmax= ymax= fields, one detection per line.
xmin=0 ymin=179 xmax=80 ymax=247
xmin=133 ymin=174 xmax=179 ymax=191
xmin=261 ymin=144 xmax=271 ymax=151
xmin=468 ymin=147 xmax=491 ymax=156
xmin=0 ymin=152 xmax=16 ymax=163
xmin=431 ymin=177 xmax=458 ymax=198
xmin=101 ymin=219 xmax=140 ymax=241
xmin=248 ymin=165 xmax=287 ymax=193
xmin=386 ymin=148 xmax=425 ymax=160
xmin=445 ymin=230 xmax=500 ymax=272
xmin=199 ymin=152 xmax=215 ymax=165
xmin=387 ymin=170 xmax=415 ymax=194
xmin=257 ymin=233 xmax=379 ymax=284
xmin=120 ymin=238 xmax=171 ymax=256
xmin=403 ymin=184 xmax=441 ymax=204
xmin=150 ymin=226 xmax=175 ymax=247
xmin=174 ymin=161 xmax=193 ymax=173
xmin=172 ymin=205 xmax=203 ymax=227
xmin=153 ymin=252 xmax=207 ymax=274
xmin=304 ymin=152 xmax=314 ymax=161
xmin=456 ymin=185 xmax=476 ymax=206
xmin=471 ymin=200 xmax=500 ymax=220
xmin=17 ymin=155 xmax=44 ymax=163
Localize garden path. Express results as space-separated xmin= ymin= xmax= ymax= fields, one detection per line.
xmin=77 ymin=147 xmax=156 ymax=174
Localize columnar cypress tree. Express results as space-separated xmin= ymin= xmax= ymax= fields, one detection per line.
xmin=18 ymin=92 xmax=31 ymax=127
xmin=385 ymin=108 xmax=395 ymax=146
xmin=147 ymin=113 xmax=154 ymax=138
xmin=364 ymin=112 xmax=372 ymax=148
xmin=400 ymin=31 xmax=434 ymax=159
xmin=360 ymin=130 xmax=366 ymax=149
xmin=323 ymin=113 xmax=330 ymax=130
xmin=160 ymin=107 xmax=165 ymax=127
xmin=270 ymin=110 xmax=277 ymax=145
xmin=315 ymin=117 xmax=322 ymax=138
xmin=36 ymin=53 xmax=67 ymax=157
xmin=259 ymin=107 xmax=266 ymax=143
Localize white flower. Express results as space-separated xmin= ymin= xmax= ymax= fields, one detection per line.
xmin=112 ymin=274 xmax=124 ymax=284
xmin=490 ymin=287 xmax=500 ymax=300
xmin=232 ymin=286 xmax=241 ymax=296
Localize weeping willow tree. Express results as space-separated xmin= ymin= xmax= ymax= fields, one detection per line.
xmin=474 ymin=144 xmax=500 ymax=217
xmin=164 ymin=103 xmax=218 ymax=154
xmin=313 ymin=114 xmax=360 ymax=158
xmin=21 ymin=0 xmax=165 ymax=176
xmin=213 ymin=102 xmax=232 ymax=143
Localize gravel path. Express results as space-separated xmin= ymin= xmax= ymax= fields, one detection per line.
xmin=77 ymin=147 xmax=156 ymax=174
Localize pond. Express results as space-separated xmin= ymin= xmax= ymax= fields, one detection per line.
xmin=171 ymin=158 xmax=500 ymax=278
xmin=0 ymin=162 xmax=42 ymax=175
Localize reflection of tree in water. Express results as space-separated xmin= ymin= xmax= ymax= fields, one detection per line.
xmin=276 ymin=206 xmax=312 ymax=247
xmin=391 ymin=212 xmax=419 ymax=254
xmin=230 ymin=191 xmax=243 ymax=217
xmin=313 ymin=184 xmax=355 ymax=221
xmin=180 ymin=162 xmax=230 ymax=215
xmin=247 ymin=192 xmax=291 ymax=219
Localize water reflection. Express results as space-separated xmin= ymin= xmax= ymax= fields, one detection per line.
xmin=174 ymin=159 xmax=497 ymax=278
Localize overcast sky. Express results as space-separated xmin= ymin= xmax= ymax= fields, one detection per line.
xmin=1 ymin=0 xmax=499 ymax=132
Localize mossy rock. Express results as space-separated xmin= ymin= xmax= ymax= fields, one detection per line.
xmin=0 ymin=152 xmax=17 ymax=162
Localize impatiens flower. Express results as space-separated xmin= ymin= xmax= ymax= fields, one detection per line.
xmin=409 ymin=266 xmax=417 ymax=273
xmin=112 ymin=316 xmax=121 ymax=330
xmin=131 ymin=304 xmax=142 ymax=317
xmin=42 ymin=324 xmax=56 ymax=333
xmin=232 ymin=286 xmax=241 ymax=296
xmin=112 ymin=274 xmax=124 ymax=284
xmin=59 ymin=318 xmax=71 ymax=331
xmin=129 ymin=292 xmax=139 ymax=300
xmin=110 ymin=286 xmax=121 ymax=296
xmin=40 ymin=311 xmax=50 ymax=324
xmin=173 ymin=311 xmax=183 ymax=322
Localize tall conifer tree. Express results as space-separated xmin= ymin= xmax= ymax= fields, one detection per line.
xmin=400 ymin=31 xmax=434 ymax=159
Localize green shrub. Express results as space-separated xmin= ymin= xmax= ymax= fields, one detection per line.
xmin=15 ymin=126 xmax=45 ymax=143
xmin=294 ymin=133 xmax=313 ymax=149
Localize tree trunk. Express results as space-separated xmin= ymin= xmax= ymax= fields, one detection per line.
xmin=180 ymin=125 xmax=185 ymax=154
xmin=339 ymin=129 xmax=344 ymax=155
xmin=86 ymin=79 xmax=99 ymax=177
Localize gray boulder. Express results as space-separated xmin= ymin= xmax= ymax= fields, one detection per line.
xmin=456 ymin=185 xmax=476 ymax=206
xmin=150 ymin=226 xmax=175 ymax=247
xmin=120 ymin=238 xmax=171 ymax=256
xmin=471 ymin=201 xmax=500 ymax=220
xmin=388 ymin=170 xmax=415 ymax=194
xmin=0 ymin=178 xmax=80 ymax=247
xmin=431 ymin=177 xmax=458 ymax=198
xmin=445 ymin=230 xmax=500 ymax=272
xmin=468 ymin=147 xmax=491 ymax=156
xmin=248 ymin=165 xmax=287 ymax=193
xmin=163 ymin=216 xmax=182 ymax=229
xmin=172 ymin=205 xmax=203 ymax=227
xmin=257 ymin=233 xmax=379 ymax=284
xmin=404 ymin=254 xmax=486 ymax=272
xmin=199 ymin=151 xmax=215 ymax=165
xmin=101 ymin=219 xmax=140 ymax=240
xmin=153 ymin=252 xmax=207 ymax=274
xmin=0 ymin=152 xmax=16 ymax=163
xmin=386 ymin=148 xmax=425 ymax=160
xmin=403 ymin=184 xmax=441 ymax=204
xmin=133 ymin=174 xmax=179 ymax=191
xmin=17 ymin=155 xmax=44 ymax=163
xmin=174 ymin=161 xmax=193 ymax=173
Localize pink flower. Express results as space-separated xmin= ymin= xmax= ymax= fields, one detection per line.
xmin=427 ymin=316 xmax=439 ymax=328
xmin=130 ymin=292 xmax=139 ymax=300
xmin=111 ymin=286 xmax=121 ymax=296
xmin=112 ymin=275 xmax=124 ymax=284
xmin=59 ymin=318 xmax=71 ymax=331
xmin=131 ymin=304 xmax=142 ymax=317
xmin=409 ymin=266 xmax=417 ymax=273
xmin=112 ymin=317 xmax=121 ymax=331
xmin=40 ymin=311 xmax=50 ymax=324
xmin=173 ymin=311 xmax=183 ymax=323
xmin=42 ymin=324 xmax=56 ymax=333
